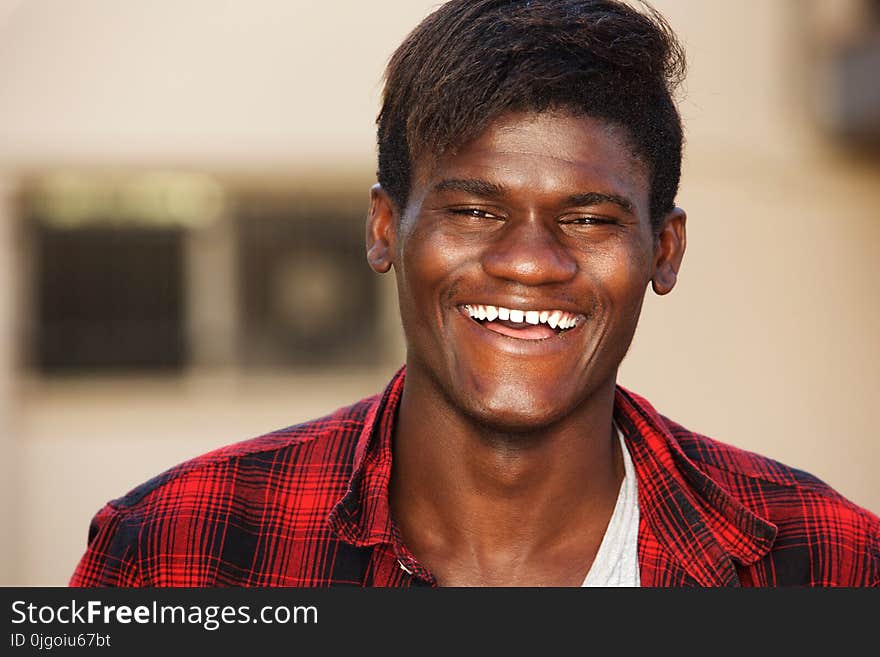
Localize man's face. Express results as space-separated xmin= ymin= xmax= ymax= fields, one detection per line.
xmin=368 ymin=111 xmax=685 ymax=432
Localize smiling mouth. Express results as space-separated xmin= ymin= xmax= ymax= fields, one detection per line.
xmin=461 ymin=304 xmax=583 ymax=341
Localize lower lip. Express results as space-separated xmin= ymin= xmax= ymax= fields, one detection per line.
xmin=455 ymin=307 xmax=583 ymax=355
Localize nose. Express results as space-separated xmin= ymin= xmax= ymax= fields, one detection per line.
xmin=480 ymin=217 xmax=578 ymax=286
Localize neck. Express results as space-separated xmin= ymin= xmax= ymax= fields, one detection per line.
xmin=390 ymin=364 xmax=623 ymax=562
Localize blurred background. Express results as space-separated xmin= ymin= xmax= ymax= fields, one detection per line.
xmin=0 ymin=0 xmax=878 ymax=586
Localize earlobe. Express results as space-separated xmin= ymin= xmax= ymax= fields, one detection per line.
xmin=366 ymin=184 xmax=396 ymax=274
xmin=651 ymin=207 xmax=687 ymax=296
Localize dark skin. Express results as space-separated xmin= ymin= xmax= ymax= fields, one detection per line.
xmin=367 ymin=111 xmax=686 ymax=586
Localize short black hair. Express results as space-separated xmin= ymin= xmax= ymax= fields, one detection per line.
xmin=377 ymin=0 xmax=686 ymax=227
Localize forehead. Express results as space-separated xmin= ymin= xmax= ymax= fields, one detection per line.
xmin=411 ymin=111 xmax=650 ymax=211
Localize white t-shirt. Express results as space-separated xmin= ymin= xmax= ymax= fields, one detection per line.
xmin=582 ymin=425 xmax=640 ymax=587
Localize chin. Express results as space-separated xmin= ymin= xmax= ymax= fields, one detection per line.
xmin=458 ymin=386 xmax=575 ymax=436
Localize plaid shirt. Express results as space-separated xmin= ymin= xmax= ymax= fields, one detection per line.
xmin=70 ymin=367 xmax=880 ymax=587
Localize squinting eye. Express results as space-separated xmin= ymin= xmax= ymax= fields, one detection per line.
xmin=452 ymin=208 xmax=500 ymax=220
xmin=562 ymin=216 xmax=614 ymax=225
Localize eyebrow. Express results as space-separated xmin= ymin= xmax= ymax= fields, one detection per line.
xmin=565 ymin=192 xmax=633 ymax=214
xmin=432 ymin=178 xmax=506 ymax=197
xmin=432 ymin=178 xmax=634 ymax=214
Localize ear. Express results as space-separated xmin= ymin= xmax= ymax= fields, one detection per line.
xmin=366 ymin=183 xmax=397 ymax=274
xmin=651 ymin=207 xmax=687 ymax=295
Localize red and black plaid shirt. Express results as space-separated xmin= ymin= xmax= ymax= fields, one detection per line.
xmin=71 ymin=367 xmax=880 ymax=587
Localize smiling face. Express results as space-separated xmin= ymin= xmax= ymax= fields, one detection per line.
xmin=367 ymin=111 xmax=686 ymax=433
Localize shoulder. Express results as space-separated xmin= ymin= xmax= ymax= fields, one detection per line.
xmin=71 ymin=394 xmax=377 ymax=586
xmin=661 ymin=415 xmax=880 ymax=585
xmin=663 ymin=415 xmax=828 ymax=490
xmin=110 ymin=394 xmax=376 ymax=513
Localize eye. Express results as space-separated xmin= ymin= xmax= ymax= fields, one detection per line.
xmin=559 ymin=215 xmax=617 ymax=226
xmin=449 ymin=207 xmax=503 ymax=220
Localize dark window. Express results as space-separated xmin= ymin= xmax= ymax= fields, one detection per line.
xmin=32 ymin=222 xmax=185 ymax=373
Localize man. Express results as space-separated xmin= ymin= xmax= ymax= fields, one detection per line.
xmin=71 ymin=0 xmax=879 ymax=587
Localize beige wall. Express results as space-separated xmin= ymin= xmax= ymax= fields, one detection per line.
xmin=0 ymin=0 xmax=877 ymax=585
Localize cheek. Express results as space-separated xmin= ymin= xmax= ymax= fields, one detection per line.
xmin=581 ymin=244 xmax=652 ymax=315
xmin=399 ymin=224 xmax=477 ymax=298
xmin=394 ymin=230 xmax=477 ymax=347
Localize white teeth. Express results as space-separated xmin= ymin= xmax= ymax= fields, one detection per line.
xmin=464 ymin=304 xmax=579 ymax=331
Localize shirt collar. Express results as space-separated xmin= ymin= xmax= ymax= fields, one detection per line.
xmin=328 ymin=368 xmax=777 ymax=584
xmin=327 ymin=366 xmax=404 ymax=547
xmin=614 ymin=385 xmax=777 ymax=585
